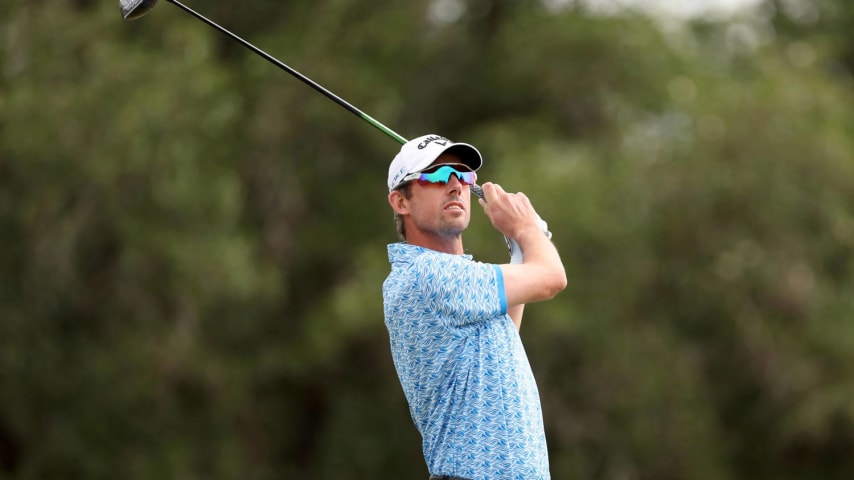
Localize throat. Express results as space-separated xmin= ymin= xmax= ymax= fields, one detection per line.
xmin=407 ymin=230 xmax=465 ymax=255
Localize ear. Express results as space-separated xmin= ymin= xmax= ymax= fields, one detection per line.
xmin=388 ymin=190 xmax=410 ymax=215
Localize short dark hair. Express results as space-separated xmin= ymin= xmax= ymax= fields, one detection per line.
xmin=393 ymin=182 xmax=413 ymax=241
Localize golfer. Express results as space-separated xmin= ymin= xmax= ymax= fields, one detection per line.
xmin=383 ymin=134 xmax=567 ymax=480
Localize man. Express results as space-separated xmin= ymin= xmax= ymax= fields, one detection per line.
xmin=383 ymin=134 xmax=567 ymax=480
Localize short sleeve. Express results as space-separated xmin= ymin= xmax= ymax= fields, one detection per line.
xmin=413 ymin=253 xmax=507 ymax=327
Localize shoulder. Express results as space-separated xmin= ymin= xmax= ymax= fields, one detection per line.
xmin=388 ymin=243 xmax=475 ymax=270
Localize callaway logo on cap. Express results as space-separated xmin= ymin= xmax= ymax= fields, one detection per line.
xmin=387 ymin=134 xmax=483 ymax=191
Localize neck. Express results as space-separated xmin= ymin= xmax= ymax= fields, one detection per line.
xmin=406 ymin=230 xmax=465 ymax=255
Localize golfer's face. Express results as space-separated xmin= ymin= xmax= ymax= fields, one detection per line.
xmin=408 ymin=154 xmax=472 ymax=238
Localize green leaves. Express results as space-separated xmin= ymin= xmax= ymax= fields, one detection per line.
xmin=3 ymin=0 xmax=854 ymax=478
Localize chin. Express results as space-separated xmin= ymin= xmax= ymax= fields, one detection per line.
xmin=439 ymin=222 xmax=468 ymax=237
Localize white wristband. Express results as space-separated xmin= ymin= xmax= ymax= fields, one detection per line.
xmin=538 ymin=216 xmax=552 ymax=240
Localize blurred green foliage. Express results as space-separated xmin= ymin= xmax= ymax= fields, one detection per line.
xmin=2 ymin=0 xmax=854 ymax=478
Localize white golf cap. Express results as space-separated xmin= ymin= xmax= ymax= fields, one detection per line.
xmin=387 ymin=134 xmax=483 ymax=191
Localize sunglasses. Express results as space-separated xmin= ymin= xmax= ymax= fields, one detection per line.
xmin=399 ymin=164 xmax=477 ymax=187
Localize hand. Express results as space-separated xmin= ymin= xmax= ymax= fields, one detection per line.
xmin=478 ymin=183 xmax=538 ymax=237
xmin=478 ymin=183 xmax=551 ymax=262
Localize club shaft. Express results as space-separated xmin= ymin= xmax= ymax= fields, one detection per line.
xmin=166 ymin=0 xmax=408 ymax=145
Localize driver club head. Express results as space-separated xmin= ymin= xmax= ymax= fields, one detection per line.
xmin=120 ymin=0 xmax=159 ymax=20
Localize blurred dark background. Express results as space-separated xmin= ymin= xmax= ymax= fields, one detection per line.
xmin=2 ymin=0 xmax=854 ymax=478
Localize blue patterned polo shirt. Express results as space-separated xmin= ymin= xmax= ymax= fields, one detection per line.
xmin=383 ymin=243 xmax=550 ymax=480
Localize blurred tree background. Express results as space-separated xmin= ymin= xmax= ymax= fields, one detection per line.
xmin=2 ymin=0 xmax=854 ymax=478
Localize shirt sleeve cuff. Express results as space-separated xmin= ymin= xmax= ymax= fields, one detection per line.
xmin=493 ymin=264 xmax=508 ymax=315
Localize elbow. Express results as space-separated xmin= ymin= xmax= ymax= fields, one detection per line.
xmin=543 ymin=270 xmax=567 ymax=299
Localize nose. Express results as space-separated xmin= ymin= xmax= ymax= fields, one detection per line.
xmin=446 ymin=174 xmax=464 ymax=194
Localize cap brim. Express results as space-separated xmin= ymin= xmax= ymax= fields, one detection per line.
xmin=443 ymin=143 xmax=482 ymax=172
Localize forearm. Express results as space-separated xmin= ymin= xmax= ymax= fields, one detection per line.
xmin=516 ymin=227 xmax=566 ymax=295
xmin=501 ymin=228 xmax=566 ymax=307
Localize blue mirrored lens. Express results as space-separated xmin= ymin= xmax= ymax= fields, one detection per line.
xmin=418 ymin=165 xmax=476 ymax=185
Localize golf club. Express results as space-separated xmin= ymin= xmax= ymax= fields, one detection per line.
xmin=119 ymin=0 xmax=496 ymax=197
xmin=118 ymin=0 xmax=542 ymax=252
xmin=120 ymin=0 xmax=407 ymax=146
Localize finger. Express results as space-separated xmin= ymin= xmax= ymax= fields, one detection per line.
xmin=486 ymin=183 xmax=508 ymax=204
xmin=482 ymin=182 xmax=497 ymax=203
xmin=516 ymin=191 xmax=533 ymax=208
